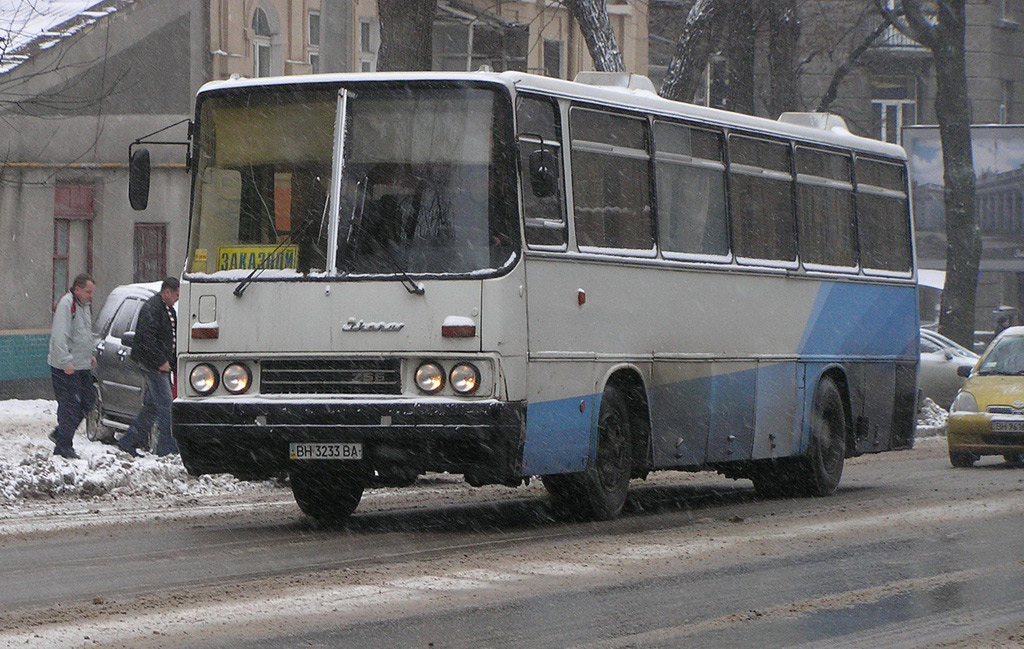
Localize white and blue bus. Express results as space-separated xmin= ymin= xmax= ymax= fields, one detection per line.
xmin=133 ymin=70 xmax=918 ymax=522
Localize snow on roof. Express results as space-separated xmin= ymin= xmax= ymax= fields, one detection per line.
xmin=0 ymin=0 xmax=131 ymax=74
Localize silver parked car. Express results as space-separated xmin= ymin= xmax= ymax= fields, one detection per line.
xmin=86 ymin=282 xmax=162 ymax=447
xmin=919 ymin=328 xmax=978 ymax=409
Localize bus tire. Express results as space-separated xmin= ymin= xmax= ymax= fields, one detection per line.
xmin=789 ymin=377 xmax=846 ymax=497
xmin=289 ymin=466 xmax=365 ymax=524
xmin=543 ymin=388 xmax=632 ymax=521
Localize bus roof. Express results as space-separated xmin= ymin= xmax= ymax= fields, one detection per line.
xmin=196 ymin=70 xmax=906 ymax=160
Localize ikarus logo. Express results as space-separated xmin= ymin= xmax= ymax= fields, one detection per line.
xmin=342 ymin=318 xmax=405 ymax=332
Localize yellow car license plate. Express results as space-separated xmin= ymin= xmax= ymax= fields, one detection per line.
xmin=289 ymin=443 xmax=363 ymax=460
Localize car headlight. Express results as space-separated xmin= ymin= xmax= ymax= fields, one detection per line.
xmin=449 ymin=363 xmax=480 ymax=395
xmin=222 ymin=363 xmax=252 ymax=394
xmin=951 ymin=391 xmax=978 ymax=413
xmin=415 ymin=362 xmax=445 ymax=393
xmin=189 ymin=363 xmax=219 ymax=395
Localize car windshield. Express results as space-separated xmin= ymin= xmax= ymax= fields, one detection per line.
xmin=977 ymin=335 xmax=1024 ymax=375
xmin=186 ymin=82 xmax=518 ymax=279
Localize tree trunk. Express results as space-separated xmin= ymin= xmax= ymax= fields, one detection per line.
xmin=377 ymin=0 xmax=437 ymax=71
xmin=659 ymin=0 xmax=730 ymax=102
xmin=563 ymin=0 xmax=625 ymax=72
xmin=723 ymin=1 xmax=756 ymax=114
xmin=876 ymin=0 xmax=978 ymax=346
xmin=933 ymin=19 xmax=979 ymax=347
xmin=767 ymin=0 xmax=800 ymax=117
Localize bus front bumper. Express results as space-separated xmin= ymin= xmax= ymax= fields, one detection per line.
xmin=172 ymin=399 xmax=526 ymax=486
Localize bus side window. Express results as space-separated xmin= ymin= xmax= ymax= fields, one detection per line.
xmin=795 ymin=147 xmax=857 ymax=269
xmin=517 ymin=95 xmax=566 ymax=248
xmin=653 ymin=121 xmax=729 ymax=258
xmin=856 ymin=157 xmax=912 ymax=274
xmin=728 ymin=135 xmax=797 ymax=264
xmin=570 ymin=107 xmax=654 ymax=251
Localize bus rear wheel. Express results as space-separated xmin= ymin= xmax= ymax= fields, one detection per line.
xmin=543 ymin=388 xmax=632 ymax=521
xmin=289 ymin=465 xmax=365 ymax=524
xmin=756 ymin=377 xmax=845 ymax=498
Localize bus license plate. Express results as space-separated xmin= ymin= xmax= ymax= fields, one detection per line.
xmin=992 ymin=420 xmax=1024 ymax=433
xmin=289 ymin=443 xmax=363 ymax=460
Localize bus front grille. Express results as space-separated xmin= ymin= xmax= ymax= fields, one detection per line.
xmin=260 ymin=359 xmax=402 ymax=395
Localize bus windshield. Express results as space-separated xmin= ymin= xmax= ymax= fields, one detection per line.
xmin=187 ymin=83 xmax=518 ymax=279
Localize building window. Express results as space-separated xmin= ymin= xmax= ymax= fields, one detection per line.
xmin=133 ymin=224 xmax=167 ymax=283
xmin=308 ymin=11 xmax=320 ymax=73
xmin=871 ymin=77 xmax=917 ymax=144
xmin=543 ymin=39 xmax=563 ymax=78
xmin=253 ymin=8 xmax=272 ymax=77
xmin=1000 ymin=0 xmax=1023 ymax=23
xmin=52 ymin=182 xmax=95 ymax=308
xmin=433 ymin=8 xmax=527 ymax=72
xmin=359 ymin=18 xmax=378 ymax=72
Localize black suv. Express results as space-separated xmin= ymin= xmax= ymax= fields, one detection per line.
xmin=87 ymin=282 xmax=162 ymax=447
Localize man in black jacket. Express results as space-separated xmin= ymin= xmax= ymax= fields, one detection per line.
xmin=118 ymin=277 xmax=179 ymax=457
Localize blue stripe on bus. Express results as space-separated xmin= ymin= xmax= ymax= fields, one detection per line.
xmin=522 ymin=392 xmax=600 ymax=475
xmin=799 ymin=282 xmax=918 ymax=358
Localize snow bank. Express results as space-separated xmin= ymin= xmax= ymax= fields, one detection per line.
xmin=0 ymin=395 xmax=950 ymax=502
xmin=0 ymin=400 xmax=273 ymax=501
xmin=916 ymin=397 xmax=948 ymax=438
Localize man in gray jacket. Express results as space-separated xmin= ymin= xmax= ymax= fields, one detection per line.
xmin=48 ymin=272 xmax=98 ymax=459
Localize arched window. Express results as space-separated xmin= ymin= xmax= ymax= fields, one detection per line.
xmin=253 ymin=8 xmax=272 ymax=77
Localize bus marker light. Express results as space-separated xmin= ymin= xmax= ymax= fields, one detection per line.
xmin=442 ymin=316 xmax=476 ymax=338
xmin=578 ymin=289 xmax=586 ymax=306
xmin=192 ymin=323 xmax=219 ymax=339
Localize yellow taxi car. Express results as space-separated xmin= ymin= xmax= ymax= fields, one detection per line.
xmin=947 ymin=326 xmax=1024 ymax=467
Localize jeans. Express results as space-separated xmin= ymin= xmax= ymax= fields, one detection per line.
xmin=122 ymin=369 xmax=177 ymax=456
xmin=50 ymin=367 xmax=95 ymax=454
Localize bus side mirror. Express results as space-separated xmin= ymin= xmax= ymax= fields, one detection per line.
xmin=957 ymin=365 xmax=972 ymax=378
xmin=128 ymin=148 xmax=151 ymax=210
xmin=528 ymin=149 xmax=558 ymax=198
xmin=121 ymin=331 xmax=136 ymax=347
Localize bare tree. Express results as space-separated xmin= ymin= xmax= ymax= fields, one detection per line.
xmin=814 ymin=16 xmax=892 ymax=113
xmin=659 ymin=0 xmax=733 ymax=103
xmin=377 ymin=0 xmax=438 ymax=71
xmin=878 ymin=0 xmax=978 ymax=346
xmin=562 ymin=0 xmax=625 ymax=72
xmin=768 ymin=0 xmax=800 ymax=116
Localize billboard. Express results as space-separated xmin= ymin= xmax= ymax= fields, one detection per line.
xmin=903 ymin=125 xmax=1024 ymax=272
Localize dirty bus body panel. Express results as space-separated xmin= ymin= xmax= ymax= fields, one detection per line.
xmin=158 ymin=71 xmax=917 ymax=523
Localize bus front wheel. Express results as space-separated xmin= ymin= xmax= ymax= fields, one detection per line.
xmin=543 ymin=388 xmax=632 ymax=521
xmin=290 ymin=465 xmax=365 ymax=524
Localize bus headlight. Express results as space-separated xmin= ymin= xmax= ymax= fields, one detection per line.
xmin=449 ymin=363 xmax=480 ymax=395
xmin=222 ymin=363 xmax=252 ymax=394
xmin=415 ymin=362 xmax=445 ymax=393
xmin=189 ymin=363 xmax=219 ymax=395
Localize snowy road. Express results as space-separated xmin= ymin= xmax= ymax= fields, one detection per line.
xmin=1 ymin=401 xmax=1023 ymax=648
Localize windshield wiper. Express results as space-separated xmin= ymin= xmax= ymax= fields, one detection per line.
xmin=376 ymin=246 xmax=425 ymax=295
xmin=234 ymin=194 xmax=330 ymax=297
